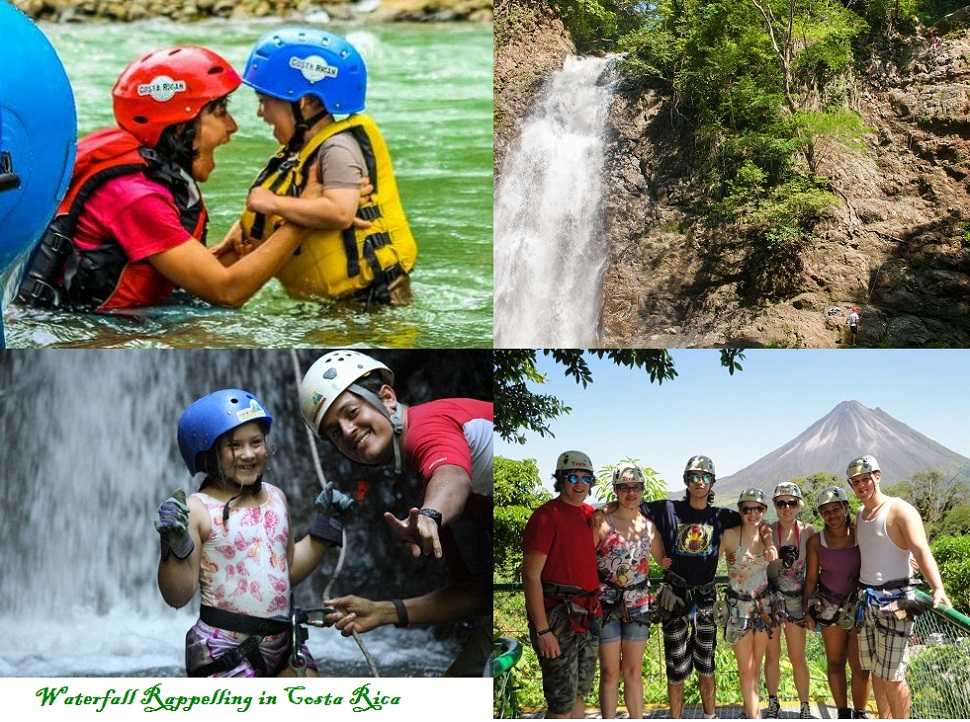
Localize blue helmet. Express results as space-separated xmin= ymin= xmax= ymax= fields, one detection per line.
xmin=0 ymin=3 xmax=76 ymax=278
xmin=177 ymin=389 xmax=273 ymax=475
xmin=242 ymin=27 xmax=367 ymax=114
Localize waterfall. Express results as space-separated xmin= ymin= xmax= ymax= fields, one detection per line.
xmin=0 ymin=350 xmax=488 ymax=676
xmin=494 ymin=55 xmax=616 ymax=347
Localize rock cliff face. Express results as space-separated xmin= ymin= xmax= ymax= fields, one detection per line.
xmin=598 ymin=20 xmax=970 ymax=348
xmin=14 ymin=0 xmax=492 ymax=23
xmin=493 ymin=0 xmax=573 ymax=176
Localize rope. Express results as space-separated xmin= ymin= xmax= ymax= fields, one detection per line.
xmin=289 ymin=349 xmax=380 ymax=677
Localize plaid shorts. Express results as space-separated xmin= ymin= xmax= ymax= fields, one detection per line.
xmin=662 ymin=595 xmax=717 ymax=683
xmin=530 ymin=606 xmax=599 ymax=714
xmin=857 ymin=594 xmax=913 ymax=682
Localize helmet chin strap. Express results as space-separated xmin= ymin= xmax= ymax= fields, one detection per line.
xmin=348 ymin=383 xmax=407 ymax=473
xmin=288 ymin=100 xmax=329 ymax=155
xmin=221 ymin=474 xmax=263 ymax=525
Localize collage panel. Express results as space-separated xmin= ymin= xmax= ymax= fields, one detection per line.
xmin=494 ymin=349 xmax=970 ymax=719
xmin=495 ymin=0 xmax=970 ymax=349
xmin=0 ymin=0 xmax=492 ymax=349
xmin=0 ymin=349 xmax=492 ymax=706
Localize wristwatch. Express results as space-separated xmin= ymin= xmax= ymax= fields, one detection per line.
xmin=419 ymin=507 xmax=443 ymax=529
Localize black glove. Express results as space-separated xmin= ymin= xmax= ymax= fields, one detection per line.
xmin=308 ymin=486 xmax=356 ymax=546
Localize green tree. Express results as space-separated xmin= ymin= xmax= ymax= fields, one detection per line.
xmin=494 ymin=456 xmax=552 ymax=580
xmin=884 ymin=470 xmax=965 ymax=535
xmin=494 ymin=349 xmax=745 ymax=445
xmin=937 ymin=503 xmax=970 ymax=537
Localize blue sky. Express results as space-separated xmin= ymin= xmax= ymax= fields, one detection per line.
xmin=495 ymin=350 xmax=970 ymax=493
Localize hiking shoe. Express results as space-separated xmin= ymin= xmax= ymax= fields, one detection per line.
xmin=853 ymin=711 xmax=869 ymax=719
xmin=799 ymin=703 xmax=814 ymax=719
xmin=765 ymin=696 xmax=781 ymax=718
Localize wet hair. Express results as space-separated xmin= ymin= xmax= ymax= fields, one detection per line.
xmin=154 ymin=96 xmax=231 ymax=172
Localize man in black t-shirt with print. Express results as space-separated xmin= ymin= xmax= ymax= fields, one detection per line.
xmin=643 ymin=455 xmax=770 ymax=719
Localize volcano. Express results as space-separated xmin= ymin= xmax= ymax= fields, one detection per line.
xmin=714 ymin=400 xmax=970 ymax=500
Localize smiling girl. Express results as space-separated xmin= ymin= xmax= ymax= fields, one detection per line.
xmin=154 ymin=389 xmax=352 ymax=677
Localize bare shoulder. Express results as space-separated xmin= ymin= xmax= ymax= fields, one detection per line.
xmin=187 ymin=493 xmax=212 ymax=540
xmin=890 ymin=497 xmax=920 ymax=523
xmin=806 ymin=530 xmax=820 ymax=549
xmin=722 ymin=526 xmax=739 ymax=551
xmin=802 ymin=521 xmax=817 ymax=537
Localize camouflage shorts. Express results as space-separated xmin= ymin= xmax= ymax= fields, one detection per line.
xmin=530 ymin=606 xmax=599 ymax=714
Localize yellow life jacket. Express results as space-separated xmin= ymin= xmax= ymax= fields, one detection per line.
xmin=240 ymin=113 xmax=416 ymax=300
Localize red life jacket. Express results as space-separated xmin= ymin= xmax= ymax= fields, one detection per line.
xmin=18 ymin=127 xmax=207 ymax=311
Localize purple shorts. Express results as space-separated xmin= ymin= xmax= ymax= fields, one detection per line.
xmin=185 ymin=618 xmax=317 ymax=677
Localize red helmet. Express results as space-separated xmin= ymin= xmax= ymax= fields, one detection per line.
xmin=112 ymin=46 xmax=241 ymax=147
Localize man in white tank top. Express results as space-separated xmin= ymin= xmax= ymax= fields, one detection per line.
xmin=848 ymin=455 xmax=951 ymax=719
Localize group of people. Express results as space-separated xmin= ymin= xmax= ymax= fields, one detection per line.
xmin=16 ymin=27 xmax=415 ymax=313
xmin=522 ymin=452 xmax=951 ymax=719
xmin=154 ymin=350 xmax=491 ymax=677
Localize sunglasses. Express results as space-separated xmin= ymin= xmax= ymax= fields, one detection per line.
xmin=741 ymin=505 xmax=765 ymax=514
xmin=775 ymin=500 xmax=799 ymax=509
xmin=615 ymin=483 xmax=644 ymax=494
xmin=565 ymin=473 xmax=595 ymax=486
xmin=686 ymin=472 xmax=714 ymax=486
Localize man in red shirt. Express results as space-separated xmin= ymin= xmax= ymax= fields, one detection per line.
xmin=523 ymin=450 xmax=601 ymax=718
xmin=300 ymin=350 xmax=491 ymax=676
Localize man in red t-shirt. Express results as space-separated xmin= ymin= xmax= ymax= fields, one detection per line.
xmin=300 ymin=350 xmax=491 ymax=676
xmin=523 ymin=450 xmax=601 ymax=718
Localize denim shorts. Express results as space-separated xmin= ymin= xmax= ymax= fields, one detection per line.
xmin=599 ymin=619 xmax=650 ymax=644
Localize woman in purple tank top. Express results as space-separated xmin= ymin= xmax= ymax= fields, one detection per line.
xmin=803 ymin=486 xmax=871 ymax=719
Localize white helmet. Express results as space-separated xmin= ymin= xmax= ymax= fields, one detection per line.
xmin=847 ymin=455 xmax=880 ymax=479
xmin=738 ymin=488 xmax=768 ymax=508
xmin=299 ymin=350 xmax=406 ymax=472
xmin=772 ymin=481 xmax=803 ymax=501
xmin=816 ymin=486 xmax=850 ymax=510
xmin=556 ymin=450 xmax=594 ymax=474
xmin=613 ymin=465 xmax=645 ymax=485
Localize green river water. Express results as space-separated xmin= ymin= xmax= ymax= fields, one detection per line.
xmin=2 ymin=17 xmax=493 ymax=348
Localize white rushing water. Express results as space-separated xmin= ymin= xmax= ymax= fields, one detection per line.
xmin=494 ymin=55 xmax=616 ymax=347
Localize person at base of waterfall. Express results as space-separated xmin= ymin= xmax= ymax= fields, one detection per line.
xmin=848 ymin=454 xmax=951 ymax=719
xmin=764 ymin=482 xmax=817 ymax=720
xmin=803 ymin=486 xmax=871 ymax=720
xmin=302 ymin=350 xmax=492 ymax=676
xmin=847 ymin=308 xmax=860 ymax=346
xmin=154 ymin=389 xmax=352 ymax=677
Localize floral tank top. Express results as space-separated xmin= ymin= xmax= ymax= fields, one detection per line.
xmin=727 ymin=534 xmax=770 ymax=598
xmin=194 ymin=483 xmax=290 ymax=617
xmin=596 ymin=513 xmax=653 ymax=613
